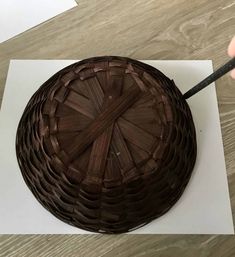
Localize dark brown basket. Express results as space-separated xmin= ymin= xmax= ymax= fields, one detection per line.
xmin=16 ymin=56 xmax=197 ymax=233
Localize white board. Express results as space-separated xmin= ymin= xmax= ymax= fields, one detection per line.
xmin=0 ymin=60 xmax=233 ymax=234
xmin=0 ymin=0 xmax=77 ymax=43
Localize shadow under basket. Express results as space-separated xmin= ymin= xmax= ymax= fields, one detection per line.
xmin=16 ymin=56 xmax=197 ymax=233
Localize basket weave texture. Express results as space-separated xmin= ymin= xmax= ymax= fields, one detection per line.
xmin=16 ymin=56 xmax=197 ymax=233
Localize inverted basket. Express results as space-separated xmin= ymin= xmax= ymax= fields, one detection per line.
xmin=16 ymin=56 xmax=197 ymax=233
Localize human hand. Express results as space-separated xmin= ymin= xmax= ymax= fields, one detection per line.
xmin=228 ymin=36 xmax=235 ymax=79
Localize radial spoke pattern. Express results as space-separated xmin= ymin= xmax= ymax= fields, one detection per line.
xmin=16 ymin=56 xmax=197 ymax=233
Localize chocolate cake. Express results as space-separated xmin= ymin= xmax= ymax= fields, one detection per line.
xmin=16 ymin=56 xmax=197 ymax=233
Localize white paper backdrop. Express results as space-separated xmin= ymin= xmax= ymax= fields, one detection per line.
xmin=0 ymin=0 xmax=77 ymax=43
xmin=0 ymin=60 xmax=233 ymax=234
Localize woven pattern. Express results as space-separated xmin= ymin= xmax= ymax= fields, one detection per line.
xmin=16 ymin=56 xmax=197 ymax=233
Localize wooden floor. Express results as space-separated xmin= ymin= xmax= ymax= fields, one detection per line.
xmin=0 ymin=0 xmax=235 ymax=256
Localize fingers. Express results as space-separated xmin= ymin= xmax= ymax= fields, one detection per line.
xmin=228 ymin=36 xmax=235 ymax=79
xmin=228 ymin=36 xmax=235 ymax=57
xmin=231 ymin=69 xmax=235 ymax=79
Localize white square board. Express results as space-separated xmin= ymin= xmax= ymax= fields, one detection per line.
xmin=0 ymin=60 xmax=233 ymax=234
xmin=0 ymin=0 xmax=77 ymax=43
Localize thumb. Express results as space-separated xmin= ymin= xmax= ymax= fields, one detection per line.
xmin=228 ymin=36 xmax=235 ymax=57
xmin=228 ymin=36 xmax=235 ymax=79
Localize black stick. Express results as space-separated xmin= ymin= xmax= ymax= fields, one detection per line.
xmin=183 ymin=57 xmax=235 ymax=99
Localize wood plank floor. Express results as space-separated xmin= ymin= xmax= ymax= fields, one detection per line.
xmin=0 ymin=0 xmax=235 ymax=256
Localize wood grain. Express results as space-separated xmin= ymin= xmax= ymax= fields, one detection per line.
xmin=0 ymin=0 xmax=235 ymax=256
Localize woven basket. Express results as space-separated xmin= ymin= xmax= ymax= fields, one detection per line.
xmin=16 ymin=56 xmax=197 ymax=233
